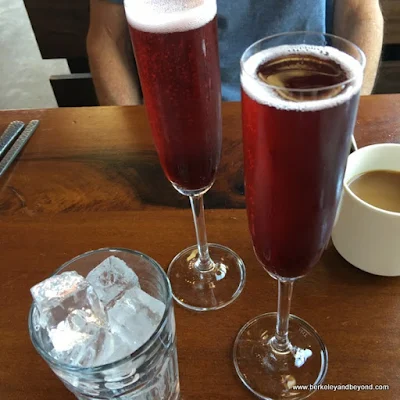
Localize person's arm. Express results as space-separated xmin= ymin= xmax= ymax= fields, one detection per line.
xmin=333 ymin=0 xmax=384 ymax=95
xmin=87 ymin=0 xmax=141 ymax=105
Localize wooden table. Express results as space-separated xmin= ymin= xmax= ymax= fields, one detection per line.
xmin=1 ymin=95 xmax=399 ymax=400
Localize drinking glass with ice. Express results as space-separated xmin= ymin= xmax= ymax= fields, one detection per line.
xmin=28 ymin=248 xmax=180 ymax=400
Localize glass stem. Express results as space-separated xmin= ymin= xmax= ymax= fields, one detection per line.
xmin=271 ymin=279 xmax=294 ymax=353
xmin=189 ymin=194 xmax=213 ymax=272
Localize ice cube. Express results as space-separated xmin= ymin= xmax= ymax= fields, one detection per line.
xmin=48 ymin=308 xmax=108 ymax=367
xmin=86 ymin=256 xmax=140 ymax=309
xmin=93 ymin=330 xmax=132 ymax=367
xmin=130 ymin=287 xmax=166 ymax=317
xmin=108 ymin=287 xmax=165 ymax=354
xmin=49 ymin=319 xmax=91 ymax=353
xmin=31 ymin=306 xmax=54 ymax=354
xmin=31 ymin=271 xmax=106 ymax=329
xmin=50 ymin=336 xmax=99 ymax=368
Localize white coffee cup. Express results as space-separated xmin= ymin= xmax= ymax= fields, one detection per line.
xmin=332 ymin=143 xmax=400 ymax=276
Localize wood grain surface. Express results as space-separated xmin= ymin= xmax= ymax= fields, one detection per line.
xmin=1 ymin=97 xmax=400 ymax=400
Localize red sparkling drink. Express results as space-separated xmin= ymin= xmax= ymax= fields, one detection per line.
xmin=242 ymin=45 xmax=362 ymax=278
xmin=126 ymin=0 xmax=221 ymax=191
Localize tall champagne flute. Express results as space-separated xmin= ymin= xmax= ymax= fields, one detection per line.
xmin=234 ymin=32 xmax=365 ymax=399
xmin=124 ymin=0 xmax=245 ymax=311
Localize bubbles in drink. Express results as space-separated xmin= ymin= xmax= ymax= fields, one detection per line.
xmin=241 ymin=44 xmax=363 ymax=111
xmin=124 ymin=0 xmax=216 ymax=33
xmin=241 ymin=43 xmax=363 ymax=278
xmin=126 ymin=0 xmax=221 ymax=191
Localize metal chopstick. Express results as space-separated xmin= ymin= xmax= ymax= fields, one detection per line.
xmin=0 ymin=120 xmax=40 ymax=178
xmin=0 ymin=121 xmax=25 ymax=158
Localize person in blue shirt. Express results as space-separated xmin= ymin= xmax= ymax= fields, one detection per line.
xmin=87 ymin=0 xmax=383 ymax=106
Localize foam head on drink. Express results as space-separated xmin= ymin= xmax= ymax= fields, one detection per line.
xmin=241 ymin=44 xmax=363 ymax=278
xmin=241 ymin=44 xmax=363 ymax=111
xmin=124 ymin=0 xmax=216 ymax=33
xmin=125 ymin=0 xmax=222 ymax=192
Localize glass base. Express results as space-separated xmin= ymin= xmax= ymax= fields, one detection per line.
xmin=233 ymin=313 xmax=328 ymax=400
xmin=167 ymin=243 xmax=246 ymax=312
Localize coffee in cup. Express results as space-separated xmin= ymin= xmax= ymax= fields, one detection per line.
xmin=348 ymin=170 xmax=400 ymax=213
xmin=332 ymin=143 xmax=400 ymax=276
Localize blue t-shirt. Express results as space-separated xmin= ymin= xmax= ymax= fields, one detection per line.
xmin=108 ymin=0 xmax=333 ymax=100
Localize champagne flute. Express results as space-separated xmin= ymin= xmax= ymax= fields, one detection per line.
xmin=124 ymin=0 xmax=246 ymax=311
xmin=234 ymin=32 xmax=365 ymax=399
